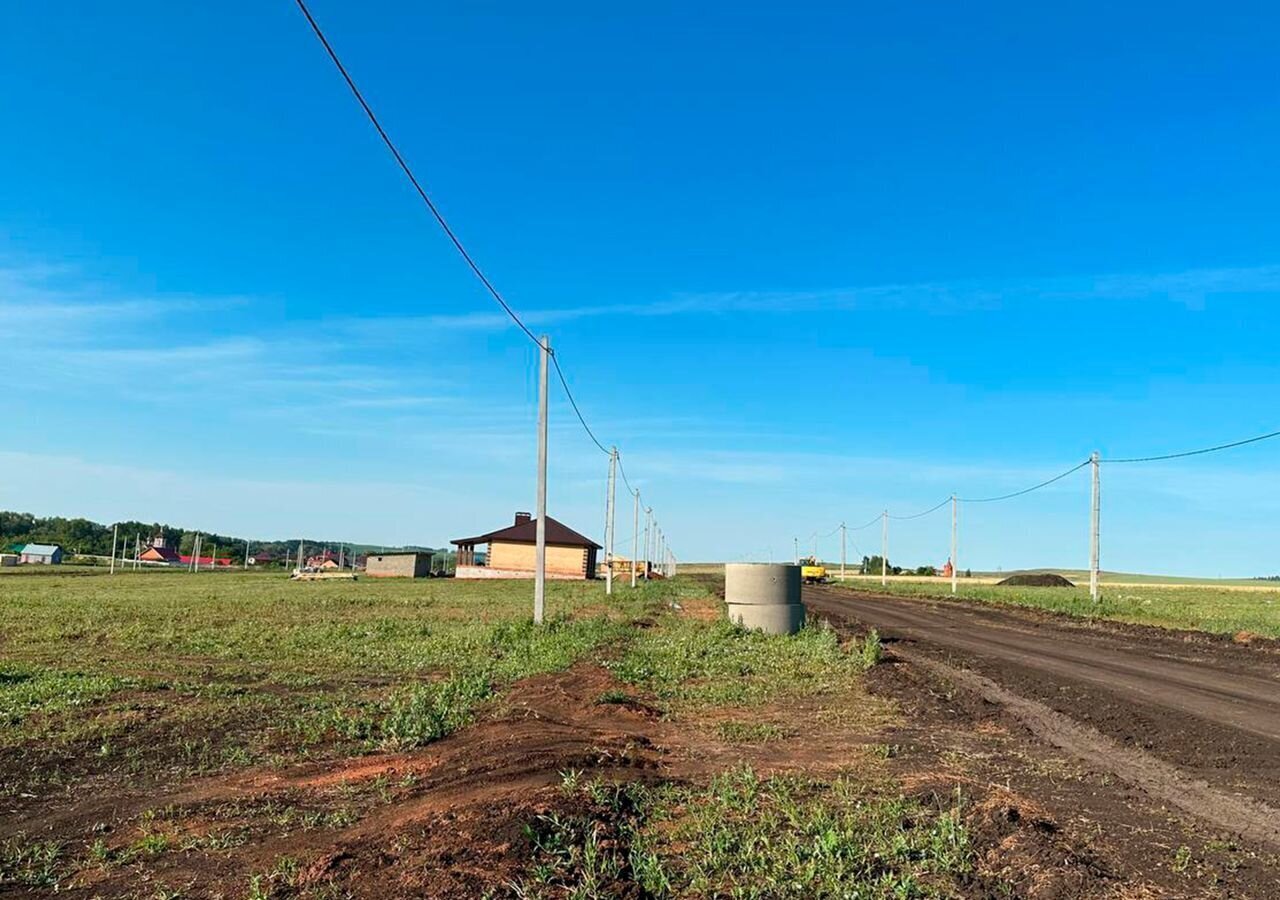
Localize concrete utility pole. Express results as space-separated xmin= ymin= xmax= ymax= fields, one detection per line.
xmin=793 ymin=537 xmax=799 ymax=565
xmin=881 ymin=510 xmax=888 ymax=587
xmin=534 ymin=335 xmax=550 ymax=625
xmin=951 ymin=495 xmax=958 ymax=595
xmin=840 ymin=523 xmax=846 ymax=581
xmin=631 ymin=490 xmax=640 ymax=588
xmin=605 ymin=447 xmax=617 ymax=595
xmin=110 ymin=525 xmax=118 ymax=575
xmin=133 ymin=532 xmax=140 ymax=571
xmin=245 ymin=539 xmax=251 ymax=570
xmin=643 ymin=507 xmax=653 ymax=581
xmin=1090 ymin=451 xmax=1101 ymax=602
xmin=210 ymin=544 xmax=217 ymax=572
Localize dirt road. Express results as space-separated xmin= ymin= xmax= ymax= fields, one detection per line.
xmin=805 ymin=585 xmax=1280 ymax=848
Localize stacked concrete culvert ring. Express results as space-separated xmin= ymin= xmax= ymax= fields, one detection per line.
xmin=724 ymin=563 xmax=805 ymax=635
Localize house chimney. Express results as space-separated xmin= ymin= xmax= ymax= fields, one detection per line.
xmin=515 ymin=511 xmax=532 ymax=526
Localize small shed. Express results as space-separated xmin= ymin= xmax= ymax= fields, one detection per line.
xmin=20 ymin=543 xmax=63 ymax=565
xmin=365 ymin=552 xmax=433 ymax=578
xmin=452 ymin=512 xmax=600 ymax=580
xmin=0 ymin=553 xmax=17 ymax=567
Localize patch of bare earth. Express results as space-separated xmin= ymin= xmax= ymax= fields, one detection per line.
xmin=848 ymin=630 xmax=1280 ymax=898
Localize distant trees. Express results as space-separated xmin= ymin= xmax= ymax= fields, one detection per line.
xmin=914 ymin=565 xmax=937 ymax=577
xmin=859 ymin=555 xmax=903 ymax=576
xmin=0 ymin=509 xmax=440 ymax=563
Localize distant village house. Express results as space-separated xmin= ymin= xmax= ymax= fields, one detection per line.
xmin=452 ymin=512 xmax=600 ymax=580
xmin=138 ymin=536 xmax=181 ymax=564
xmin=19 ymin=543 xmax=63 ymax=565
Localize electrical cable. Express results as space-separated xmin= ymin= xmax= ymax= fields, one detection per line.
xmin=551 ymin=353 xmax=610 ymax=455
xmin=1107 ymin=428 xmax=1280 ymax=464
xmin=958 ymin=459 xmax=1091 ymax=503
xmin=616 ymin=456 xmax=635 ymax=495
xmin=294 ymin=0 xmax=539 ymax=346
xmin=887 ymin=497 xmax=951 ymax=521
xmin=849 ymin=513 xmax=882 ymax=530
xmin=295 ymin=1 xmax=635 ymax=486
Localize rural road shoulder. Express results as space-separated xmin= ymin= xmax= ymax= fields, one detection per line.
xmin=804 ymin=585 xmax=1280 ymax=849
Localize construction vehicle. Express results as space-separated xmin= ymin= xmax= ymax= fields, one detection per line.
xmin=799 ymin=556 xmax=828 ymax=584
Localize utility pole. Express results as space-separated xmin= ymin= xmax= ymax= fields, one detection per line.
xmin=950 ymin=495 xmax=958 ymax=595
xmin=840 ymin=523 xmax=846 ymax=581
xmin=793 ymin=537 xmax=798 ymax=565
xmin=297 ymin=540 xmax=303 ymax=571
xmin=245 ymin=539 xmax=251 ymax=570
xmin=133 ymin=532 xmax=140 ymax=571
xmin=110 ymin=524 xmax=118 ymax=575
xmin=881 ymin=510 xmax=888 ymax=587
xmin=1090 ymin=450 xmax=1101 ymax=602
xmin=534 ymin=334 xmax=550 ymax=625
xmin=210 ymin=544 xmax=217 ymax=572
xmin=643 ymin=507 xmax=652 ymax=581
xmin=605 ymin=447 xmax=617 ymax=595
xmin=631 ymin=490 xmax=640 ymax=588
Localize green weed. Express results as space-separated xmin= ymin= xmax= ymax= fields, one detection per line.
xmin=0 ymin=836 xmax=64 ymax=888
xmin=611 ymin=618 xmax=866 ymax=711
xmin=714 ymin=719 xmax=787 ymax=743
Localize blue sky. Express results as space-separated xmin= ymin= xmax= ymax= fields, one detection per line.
xmin=3 ymin=1 xmax=1279 ymax=575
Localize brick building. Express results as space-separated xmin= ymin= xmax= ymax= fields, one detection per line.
xmin=452 ymin=512 xmax=600 ymax=580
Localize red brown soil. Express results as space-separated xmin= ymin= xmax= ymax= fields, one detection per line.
xmin=811 ymin=588 xmax=1280 ymax=897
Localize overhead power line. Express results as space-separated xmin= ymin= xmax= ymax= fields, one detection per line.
xmin=849 ymin=513 xmax=882 ymax=531
xmin=551 ymin=353 xmax=610 ymax=456
xmin=293 ymin=0 xmax=539 ymax=345
xmin=616 ymin=455 xmax=635 ymax=495
xmin=888 ymin=497 xmax=951 ymax=521
xmin=294 ymin=0 xmax=627 ymax=468
xmin=957 ymin=458 xmax=1092 ymax=504
xmin=1107 ymin=427 xmax=1280 ymax=464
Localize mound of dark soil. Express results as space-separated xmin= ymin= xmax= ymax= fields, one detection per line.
xmin=997 ymin=573 xmax=1075 ymax=587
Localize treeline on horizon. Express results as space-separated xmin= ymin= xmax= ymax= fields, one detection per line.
xmin=0 ymin=511 xmax=442 ymax=561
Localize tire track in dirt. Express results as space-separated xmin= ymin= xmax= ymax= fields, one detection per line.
xmin=805 ymin=586 xmax=1280 ymax=849
xmin=906 ymin=650 xmax=1280 ymax=850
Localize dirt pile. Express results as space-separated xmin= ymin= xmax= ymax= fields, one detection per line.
xmin=997 ymin=573 xmax=1075 ymax=587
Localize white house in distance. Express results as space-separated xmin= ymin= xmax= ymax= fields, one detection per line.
xmin=20 ymin=543 xmax=63 ymax=565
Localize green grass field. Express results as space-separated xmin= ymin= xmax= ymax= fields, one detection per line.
xmin=830 ymin=577 xmax=1280 ymax=638
xmin=0 ymin=569 xmax=978 ymax=896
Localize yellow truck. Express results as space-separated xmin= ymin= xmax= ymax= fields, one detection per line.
xmin=799 ymin=556 xmax=828 ymax=584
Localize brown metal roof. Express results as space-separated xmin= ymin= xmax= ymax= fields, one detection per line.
xmin=452 ymin=515 xmax=601 ymax=549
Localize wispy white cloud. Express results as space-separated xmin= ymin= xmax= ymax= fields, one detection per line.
xmin=333 ymin=263 xmax=1280 ymax=336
